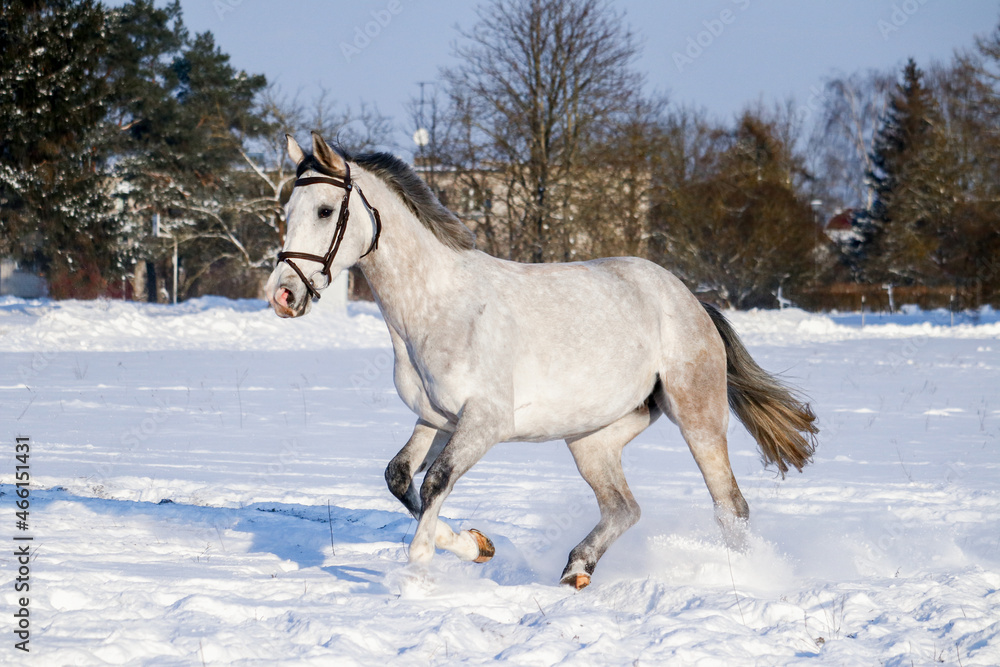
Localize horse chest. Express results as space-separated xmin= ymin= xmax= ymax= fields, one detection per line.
xmin=391 ymin=345 xmax=465 ymax=429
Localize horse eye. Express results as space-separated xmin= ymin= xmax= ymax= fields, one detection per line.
xmin=318 ymin=206 xmax=334 ymax=219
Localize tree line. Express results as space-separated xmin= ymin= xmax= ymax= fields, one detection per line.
xmin=0 ymin=0 xmax=391 ymax=299
xmin=2 ymin=0 xmax=999 ymax=308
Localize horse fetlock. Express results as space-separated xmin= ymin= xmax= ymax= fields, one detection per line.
xmin=408 ymin=536 xmax=435 ymax=564
xmin=732 ymin=490 xmax=749 ymax=520
xmin=419 ymin=464 xmax=453 ymax=506
xmin=714 ymin=491 xmax=749 ymax=522
xmin=623 ymin=499 xmax=642 ymax=527
xmin=714 ymin=504 xmax=751 ymax=552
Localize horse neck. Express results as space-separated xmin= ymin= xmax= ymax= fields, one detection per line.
xmin=355 ymin=176 xmax=464 ymax=334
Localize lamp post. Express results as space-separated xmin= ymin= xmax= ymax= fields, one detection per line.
xmin=413 ymin=81 xmax=432 ymax=181
xmin=153 ymin=212 xmax=179 ymax=305
xmin=810 ymin=199 xmax=823 ymax=285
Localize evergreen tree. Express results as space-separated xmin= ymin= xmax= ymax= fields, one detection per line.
xmin=109 ymin=15 xmax=274 ymax=300
xmin=2 ymin=0 xmax=276 ymax=300
xmin=0 ymin=0 xmax=119 ymax=297
xmin=103 ymin=1 xmax=187 ymax=157
xmin=864 ymin=59 xmax=958 ymax=285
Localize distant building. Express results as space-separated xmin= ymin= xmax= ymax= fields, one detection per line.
xmin=824 ymin=209 xmax=861 ymax=245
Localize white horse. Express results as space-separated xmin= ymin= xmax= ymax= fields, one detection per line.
xmin=265 ymin=132 xmax=817 ymax=589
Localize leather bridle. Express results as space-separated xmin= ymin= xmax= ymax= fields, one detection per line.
xmin=276 ymin=161 xmax=382 ymax=301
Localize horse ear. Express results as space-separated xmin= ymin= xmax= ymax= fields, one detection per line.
xmin=286 ymin=134 xmax=305 ymax=166
xmin=311 ymin=131 xmax=347 ymax=175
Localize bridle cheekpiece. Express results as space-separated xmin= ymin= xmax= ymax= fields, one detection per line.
xmin=276 ymin=160 xmax=382 ymax=301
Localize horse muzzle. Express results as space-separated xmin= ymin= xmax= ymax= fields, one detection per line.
xmin=270 ymin=286 xmax=299 ymax=318
xmin=266 ymin=268 xmax=311 ymax=318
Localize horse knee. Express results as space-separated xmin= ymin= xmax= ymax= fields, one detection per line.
xmin=420 ymin=462 xmax=454 ymax=508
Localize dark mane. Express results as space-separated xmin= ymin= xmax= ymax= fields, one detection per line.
xmin=299 ymin=149 xmax=476 ymax=252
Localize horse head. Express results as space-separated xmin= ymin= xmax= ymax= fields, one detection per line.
xmin=265 ymin=132 xmax=380 ymax=318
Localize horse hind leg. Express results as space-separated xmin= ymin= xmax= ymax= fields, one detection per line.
xmin=560 ymin=404 xmax=656 ymax=589
xmin=657 ymin=366 xmax=750 ymax=548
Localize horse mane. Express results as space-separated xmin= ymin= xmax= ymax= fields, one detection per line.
xmin=297 ymin=149 xmax=476 ymax=252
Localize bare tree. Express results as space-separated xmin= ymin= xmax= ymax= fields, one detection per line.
xmin=441 ymin=0 xmax=644 ymax=262
xmin=241 ymin=84 xmax=396 ymax=242
xmin=809 ymin=69 xmax=895 ymax=212
xmin=572 ymin=95 xmax=668 ymax=259
xmin=650 ymin=106 xmax=818 ymax=308
xmin=307 ymin=86 xmax=395 ymax=154
xmin=404 ymin=82 xmax=520 ymax=259
xmin=404 ymin=84 xmax=452 ymax=195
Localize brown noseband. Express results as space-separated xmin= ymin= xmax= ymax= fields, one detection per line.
xmin=276 ymin=161 xmax=382 ymax=301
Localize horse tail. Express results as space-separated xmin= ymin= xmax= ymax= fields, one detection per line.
xmin=702 ymin=302 xmax=818 ymax=476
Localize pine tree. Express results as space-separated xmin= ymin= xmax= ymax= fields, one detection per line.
xmin=2 ymin=1 xmax=277 ymax=300
xmin=864 ymin=59 xmax=958 ymax=285
xmin=0 ymin=0 xmax=120 ymax=297
xmin=100 ymin=3 xmax=276 ymax=300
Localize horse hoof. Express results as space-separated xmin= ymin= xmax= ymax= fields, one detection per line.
xmin=560 ymin=573 xmax=590 ymax=590
xmin=468 ymin=529 xmax=495 ymax=563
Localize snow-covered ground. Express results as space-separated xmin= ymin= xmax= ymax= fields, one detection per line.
xmin=2 ymin=296 xmax=998 ymax=666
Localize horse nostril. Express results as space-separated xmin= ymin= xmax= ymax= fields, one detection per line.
xmin=276 ymin=287 xmax=295 ymax=311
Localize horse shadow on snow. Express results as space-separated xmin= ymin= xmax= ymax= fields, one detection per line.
xmin=24 ymin=487 xmax=533 ymax=591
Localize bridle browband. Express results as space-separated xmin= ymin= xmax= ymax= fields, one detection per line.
xmin=276 ymin=160 xmax=382 ymax=301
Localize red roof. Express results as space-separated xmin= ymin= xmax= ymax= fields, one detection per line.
xmin=825 ymin=209 xmax=855 ymax=231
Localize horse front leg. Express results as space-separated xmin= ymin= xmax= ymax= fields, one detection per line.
xmin=387 ymin=420 xmax=493 ymax=562
xmin=385 ymin=420 xmax=450 ymax=519
xmin=408 ymin=401 xmax=503 ymax=565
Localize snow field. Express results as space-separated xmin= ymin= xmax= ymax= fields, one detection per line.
xmin=1 ymin=297 xmax=998 ymax=665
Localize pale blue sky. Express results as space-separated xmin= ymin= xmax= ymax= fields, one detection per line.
xmin=171 ymin=0 xmax=998 ymax=155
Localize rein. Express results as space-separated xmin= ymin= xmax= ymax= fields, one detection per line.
xmin=276 ymin=161 xmax=382 ymax=301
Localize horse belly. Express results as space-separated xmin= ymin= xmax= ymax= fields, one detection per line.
xmin=501 ymin=263 xmax=669 ymax=441
xmin=510 ymin=344 xmax=657 ymax=441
